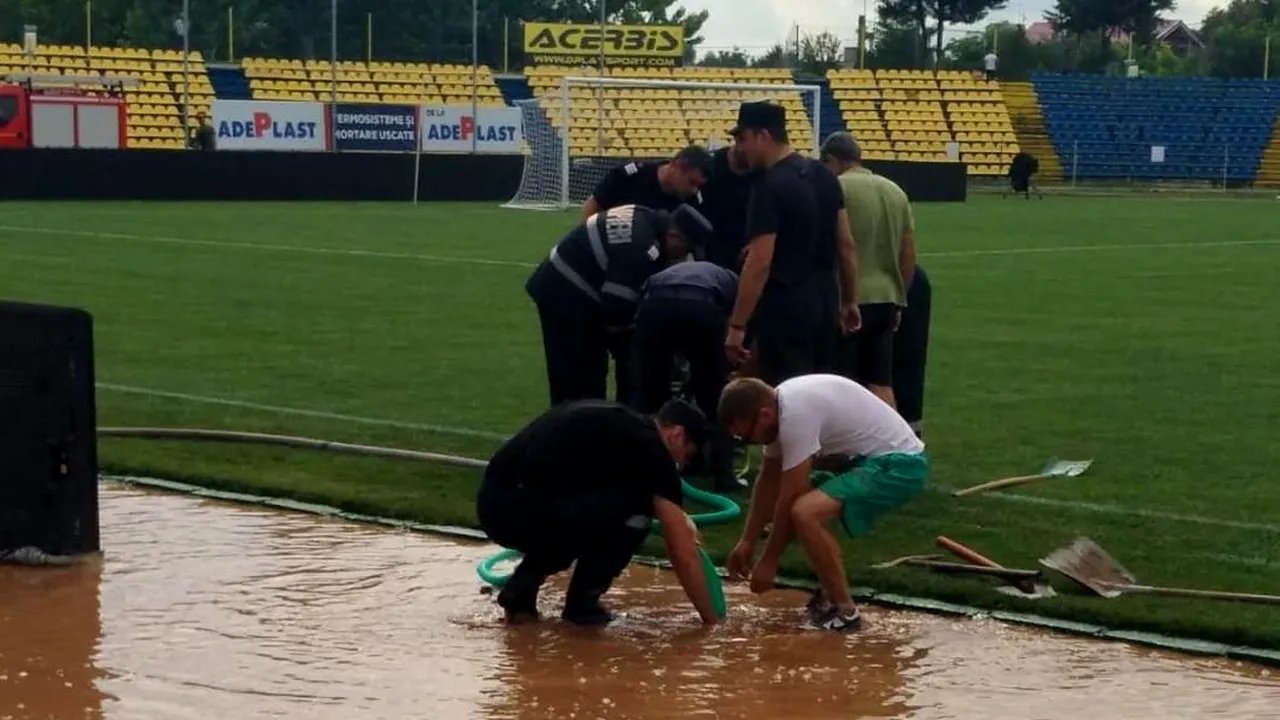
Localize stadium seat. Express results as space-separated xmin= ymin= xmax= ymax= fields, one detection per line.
xmin=1032 ymin=73 xmax=1280 ymax=182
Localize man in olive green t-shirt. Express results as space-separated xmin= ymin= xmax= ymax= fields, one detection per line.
xmin=820 ymin=132 xmax=917 ymax=408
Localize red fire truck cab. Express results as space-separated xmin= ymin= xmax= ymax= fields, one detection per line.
xmin=0 ymin=75 xmax=128 ymax=149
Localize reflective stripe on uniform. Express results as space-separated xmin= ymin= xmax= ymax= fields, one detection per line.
xmin=548 ymin=246 xmax=602 ymax=302
xmin=601 ymin=282 xmax=640 ymax=303
xmin=585 ymin=215 xmax=610 ymax=271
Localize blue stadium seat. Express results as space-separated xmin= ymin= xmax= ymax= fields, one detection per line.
xmin=1032 ymin=73 xmax=1280 ymax=182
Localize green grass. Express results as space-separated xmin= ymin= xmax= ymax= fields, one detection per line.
xmin=2 ymin=197 xmax=1278 ymax=649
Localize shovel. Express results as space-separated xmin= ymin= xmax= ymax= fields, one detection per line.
xmin=936 ymin=536 xmax=1055 ymax=598
xmin=1040 ymin=537 xmax=1280 ymax=606
xmin=953 ymin=458 xmax=1094 ymax=497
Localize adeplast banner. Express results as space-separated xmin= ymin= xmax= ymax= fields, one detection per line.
xmin=332 ymin=103 xmax=417 ymax=152
xmin=213 ymin=99 xmax=326 ymax=151
xmin=420 ymin=105 xmax=522 ymax=154
xmin=523 ymin=22 xmax=685 ymax=67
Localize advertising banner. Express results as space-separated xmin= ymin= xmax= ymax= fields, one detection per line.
xmin=212 ymin=99 xmax=327 ymax=151
xmin=420 ymin=106 xmax=523 ymax=154
xmin=332 ymin=103 xmax=418 ymax=152
xmin=522 ymin=22 xmax=685 ymax=67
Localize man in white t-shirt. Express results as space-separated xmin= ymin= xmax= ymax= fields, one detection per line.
xmin=983 ymin=51 xmax=999 ymax=81
xmin=717 ymin=374 xmax=929 ymax=631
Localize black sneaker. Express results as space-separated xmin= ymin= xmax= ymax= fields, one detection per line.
xmin=561 ymin=601 xmax=614 ymax=627
xmin=809 ymin=605 xmax=863 ymax=633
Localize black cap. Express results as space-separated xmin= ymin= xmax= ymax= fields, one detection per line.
xmin=656 ymin=398 xmax=710 ymax=448
xmin=820 ymin=131 xmax=861 ymax=163
xmin=671 ymin=204 xmax=713 ymax=256
xmin=729 ymin=100 xmax=787 ymax=138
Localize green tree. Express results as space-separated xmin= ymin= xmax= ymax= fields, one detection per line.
xmin=797 ymin=30 xmax=843 ymax=75
xmin=868 ymin=15 xmax=924 ymax=68
xmin=698 ymin=48 xmax=750 ymax=67
xmin=1200 ymin=0 xmax=1280 ymax=78
xmin=1047 ymin=0 xmax=1176 ymax=59
xmin=0 ymin=0 xmax=710 ymax=68
xmin=753 ymin=44 xmax=788 ymax=68
xmin=878 ymin=0 xmax=1006 ymax=67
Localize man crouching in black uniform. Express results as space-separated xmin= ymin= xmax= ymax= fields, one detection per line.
xmin=526 ymin=204 xmax=711 ymax=407
xmin=476 ymin=398 xmax=721 ymax=627
xmin=581 ymin=145 xmax=714 ymax=221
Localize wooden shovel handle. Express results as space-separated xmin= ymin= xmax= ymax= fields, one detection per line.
xmin=907 ymin=559 xmax=1042 ymax=580
xmin=936 ymin=536 xmax=1004 ymax=568
xmin=953 ymin=474 xmax=1045 ymax=497
xmin=1120 ymin=584 xmax=1280 ymax=605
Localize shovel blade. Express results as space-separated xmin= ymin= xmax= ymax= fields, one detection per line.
xmin=1041 ymin=458 xmax=1094 ymax=478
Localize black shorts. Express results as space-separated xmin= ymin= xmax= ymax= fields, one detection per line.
xmin=1010 ymin=174 xmax=1030 ymax=192
xmin=836 ymin=303 xmax=898 ymax=388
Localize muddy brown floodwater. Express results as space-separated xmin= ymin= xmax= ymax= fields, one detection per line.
xmin=1 ymin=484 xmax=1278 ymax=720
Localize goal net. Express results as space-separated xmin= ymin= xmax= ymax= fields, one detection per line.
xmin=504 ymin=76 xmax=824 ymax=211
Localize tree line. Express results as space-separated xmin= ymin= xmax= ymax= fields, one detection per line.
xmin=0 ymin=0 xmax=1275 ymax=79
xmin=0 ymin=0 xmax=706 ymax=68
xmin=705 ymin=0 xmax=1279 ymax=80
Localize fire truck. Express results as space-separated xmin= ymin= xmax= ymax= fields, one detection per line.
xmin=0 ymin=74 xmax=129 ymax=149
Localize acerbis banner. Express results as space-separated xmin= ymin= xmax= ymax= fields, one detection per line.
xmin=522 ymin=22 xmax=685 ymax=67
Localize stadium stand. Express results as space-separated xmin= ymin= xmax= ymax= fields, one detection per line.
xmin=240 ymin=58 xmax=507 ymax=107
xmin=1259 ymin=116 xmax=1280 ymax=188
xmin=0 ymin=42 xmax=213 ymax=149
xmin=1033 ymin=73 xmax=1280 ymax=182
xmin=523 ymin=65 xmax=815 ymax=158
xmin=827 ymin=67 xmax=1018 ymax=176
xmin=1002 ymin=80 xmax=1063 ymax=181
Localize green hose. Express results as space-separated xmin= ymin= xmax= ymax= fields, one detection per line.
xmin=476 ymin=478 xmax=742 ymax=587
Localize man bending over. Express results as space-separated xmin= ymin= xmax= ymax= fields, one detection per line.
xmin=718 ymin=375 xmax=929 ymax=631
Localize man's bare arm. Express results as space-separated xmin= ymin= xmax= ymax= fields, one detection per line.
xmin=729 ymin=235 xmax=775 ymax=329
xmin=739 ymin=455 xmax=782 ymax=544
xmin=758 ymin=457 xmax=815 ymax=566
xmin=900 ymin=227 xmax=917 ymax=293
xmin=835 ymin=209 xmax=858 ymax=307
xmin=654 ymin=497 xmax=719 ymax=624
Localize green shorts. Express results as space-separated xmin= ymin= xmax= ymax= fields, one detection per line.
xmin=811 ymin=452 xmax=929 ymax=537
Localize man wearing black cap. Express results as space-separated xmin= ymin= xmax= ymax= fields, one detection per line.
xmin=723 ymin=101 xmax=828 ymax=385
xmin=582 ymin=145 xmax=715 ymax=223
xmin=477 ymin=397 xmax=720 ymax=627
xmin=526 ymin=203 xmax=714 ymax=407
xmin=631 ymin=259 xmax=739 ymax=491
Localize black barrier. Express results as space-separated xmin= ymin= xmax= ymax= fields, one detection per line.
xmin=0 ymin=149 xmax=965 ymax=203
xmin=0 ymin=148 xmax=524 ymax=202
xmin=569 ymin=156 xmax=967 ymax=203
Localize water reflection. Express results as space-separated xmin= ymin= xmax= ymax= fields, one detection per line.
xmin=0 ymin=483 xmax=1275 ymax=720
xmin=0 ymin=560 xmax=109 ymax=720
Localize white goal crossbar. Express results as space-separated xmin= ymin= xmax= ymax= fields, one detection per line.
xmin=505 ymin=75 xmax=824 ymax=211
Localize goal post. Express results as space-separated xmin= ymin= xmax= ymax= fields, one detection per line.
xmin=504 ymin=75 xmax=823 ymax=211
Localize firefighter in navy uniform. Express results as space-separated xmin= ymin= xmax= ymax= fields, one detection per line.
xmin=581 ymin=145 xmax=715 ymax=221
xmin=631 ymin=260 xmax=739 ymax=491
xmin=893 ymin=267 xmax=931 ymax=439
xmin=527 ymin=203 xmax=714 ymax=408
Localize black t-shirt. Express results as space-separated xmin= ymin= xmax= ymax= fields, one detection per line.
xmin=483 ymin=400 xmax=683 ymax=509
xmin=744 ymin=152 xmax=822 ymax=291
xmin=700 ymin=148 xmax=757 ymax=270
xmin=591 ymin=161 xmax=690 ymax=214
xmin=804 ymin=159 xmax=845 ymax=307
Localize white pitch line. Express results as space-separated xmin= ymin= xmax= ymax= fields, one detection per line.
xmin=922 ymin=238 xmax=1280 ymax=258
xmin=99 ymin=382 xmax=1280 ymax=536
xmin=97 ymin=383 xmax=509 ymax=441
xmin=3 ymin=224 xmax=1278 ymax=270
xmin=0 ymin=225 xmax=538 ymax=269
